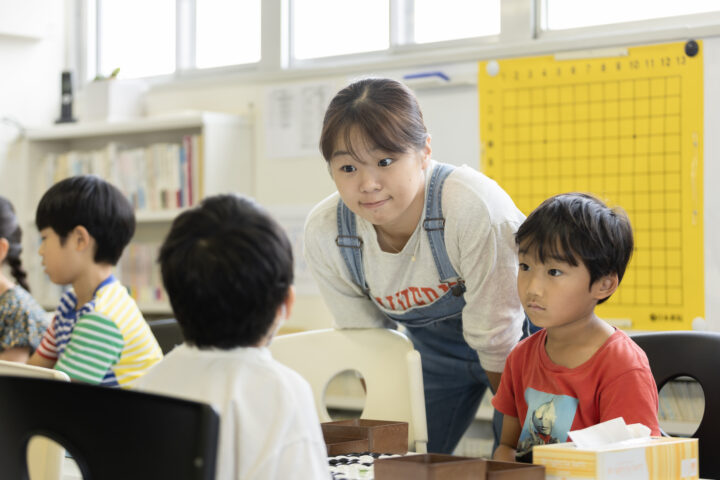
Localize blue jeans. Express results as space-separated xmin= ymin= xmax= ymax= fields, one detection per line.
xmin=405 ymin=315 xmax=539 ymax=454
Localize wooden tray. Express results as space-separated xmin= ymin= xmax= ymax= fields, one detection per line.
xmin=321 ymin=419 xmax=408 ymax=454
xmin=374 ymin=454 xmax=486 ymax=480
xmin=486 ymin=460 xmax=545 ymax=479
xmin=374 ymin=455 xmax=546 ymax=479
xmin=322 ymin=432 xmax=369 ymax=456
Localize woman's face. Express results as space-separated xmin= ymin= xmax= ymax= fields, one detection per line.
xmin=328 ymin=129 xmax=431 ymax=235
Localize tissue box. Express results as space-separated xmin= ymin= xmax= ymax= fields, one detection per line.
xmin=533 ymin=437 xmax=698 ymax=479
xmin=321 ymin=419 xmax=408 ymax=454
xmin=79 ymin=79 xmax=147 ymax=122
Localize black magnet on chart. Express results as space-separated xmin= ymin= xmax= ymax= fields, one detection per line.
xmin=685 ymin=40 xmax=699 ymax=57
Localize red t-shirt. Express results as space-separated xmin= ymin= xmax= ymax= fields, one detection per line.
xmin=493 ymin=328 xmax=660 ymax=457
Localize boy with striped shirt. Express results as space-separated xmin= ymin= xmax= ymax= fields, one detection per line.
xmin=28 ymin=175 xmax=162 ymax=387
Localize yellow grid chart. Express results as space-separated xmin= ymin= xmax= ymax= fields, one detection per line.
xmin=478 ymin=41 xmax=703 ymax=331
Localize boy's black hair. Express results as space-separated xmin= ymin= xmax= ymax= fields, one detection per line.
xmin=515 ymin=193 xmax=633 ymax=304
xmin=35 ymin=175 xmax=135 ymax=265
xmin=158 ymin=194 xmax=294 ymax=348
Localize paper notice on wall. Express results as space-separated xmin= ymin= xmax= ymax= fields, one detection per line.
xmin=264 ymin=82 xmax=335 ymax=159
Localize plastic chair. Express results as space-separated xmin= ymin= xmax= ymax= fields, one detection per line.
xmin=269 ymin=328 xmax=428 ymax=453
xmin=0 ymin=375 xmax=219 ymax=480
xmin=631 ymin=331 xmax=720 ymax=479
xmin=147 ymin=318 xmax=184 ymax=354
xmin=0 ymin=360 xmax=69 ymax=480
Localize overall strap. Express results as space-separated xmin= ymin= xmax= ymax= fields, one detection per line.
xmin=336 ymin=200 xmax=371 ymax=298
xmin=423 ymin=163 xmax=465 ymax=296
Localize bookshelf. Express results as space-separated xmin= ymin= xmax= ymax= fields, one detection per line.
xmin=21 ymin=112 xmax=253 ymax=315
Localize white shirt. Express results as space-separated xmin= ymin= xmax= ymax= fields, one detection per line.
xmin=135 ymin=343 xmax=330 ymax=480
xmin=304 ymin=161 xmax=526 ymax=372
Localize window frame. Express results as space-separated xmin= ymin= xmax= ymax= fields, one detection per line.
xmin=72 ymin=0 xmax=720 ymax=89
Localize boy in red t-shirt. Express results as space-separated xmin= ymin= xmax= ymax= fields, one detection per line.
xmin=492 ymin=193 xmax=660 ymax=463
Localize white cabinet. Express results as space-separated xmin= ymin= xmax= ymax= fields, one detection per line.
xmin=21 ymin=112 xmax=253 ymax=315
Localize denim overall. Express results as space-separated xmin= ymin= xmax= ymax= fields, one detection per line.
xmin=336 ymin=163 xmax=535 ymax=453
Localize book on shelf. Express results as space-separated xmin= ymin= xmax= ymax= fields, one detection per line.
xmin=658 ymin=377 xmax=705 ymax=424
xmin=39 ymin=134 xmax=204 ymax=213
xmin=117 ymin=242 xmax=166 ymax=307
xmin=31 ymin=242 xmax=167 ymax=314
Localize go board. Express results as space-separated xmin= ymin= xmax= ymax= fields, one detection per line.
xmin=478 ymin=41 xmax=704 ymax=330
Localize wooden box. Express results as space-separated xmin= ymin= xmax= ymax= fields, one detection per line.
xmin=374 ymin=454 xmax=486 ymax=479
xmin=321 ymin=419 xmax=408 ymax=454
xmin=374 ymin=455 xmax=545 ymax=480
xmin=486 ymin=460 xmax=545 ymax=479
xmin=322 ymin=432 xmax=369 ymax=456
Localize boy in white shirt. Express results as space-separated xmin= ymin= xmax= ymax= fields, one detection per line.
xmin=135 ymin=194 xmax=329 ymax=480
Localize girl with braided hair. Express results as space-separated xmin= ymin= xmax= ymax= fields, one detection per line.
xmin=0 ymin=196 xmax=48 ymax=362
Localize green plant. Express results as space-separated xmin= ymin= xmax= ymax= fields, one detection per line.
xmin=93 ymin=67 xmax=121 ymax=81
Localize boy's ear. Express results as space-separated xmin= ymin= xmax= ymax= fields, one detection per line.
xmin=71 ymin=226 xmax=93 ymax=252
xmin=281 ymin=286 xmax=296 ymax=320
xmin=592 ymin=273 xmax=619 ymax=301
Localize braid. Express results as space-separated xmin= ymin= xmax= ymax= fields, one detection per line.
xmin=7 ymin=254 xmax=30 ymax=292
xmin=0 ymin=196 xmax=28 ymax=291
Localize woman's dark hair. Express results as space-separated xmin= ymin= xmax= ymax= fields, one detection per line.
xmin=319 ymin=78 xmax=429 ymax=161
xmin=159 ymin=194 xmax=294 ymax=349
xmin=0 ymin=196 xmax=30 ymax=291
xmin=35 ymin=175 xmax=135 ymax=265
xmin=515 ymin=193 xmax=634 ymax=304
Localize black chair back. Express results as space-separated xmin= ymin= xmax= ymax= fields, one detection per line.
xmin=631 ymin=331 xmax=720 ymax=479
xmin=0 ymin=376 xmax=219 ymax=480
xmin=148 ymin=318 xmax=185 ymax=354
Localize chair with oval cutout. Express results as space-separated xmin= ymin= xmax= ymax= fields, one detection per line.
xmin=631 ymin=331 xmax=720 ymax=479
xmin=269 ymin=328 xmax=428 ymax=453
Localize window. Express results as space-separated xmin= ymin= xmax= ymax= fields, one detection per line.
xmin=94 ymin=0 xmax=261 ymax=80
xmin=98 ymin=0 xmax=175 ymax=79
xmin=89 ymin=0 xmax=501 ymax=78
xmin=413 ymin=0 xmax=500 ymax=44
xmin=290 ymin=0 xmax=500 ymax=61
xmin=291 ymin=0 xmax=389 ymax=60
xmin=195 ymin=0 xmax=261 ymax=69
xmin=84 ymin=0 xmax=720 ymax=82
xmin=543 ymin=0 xmax=720 ymax=31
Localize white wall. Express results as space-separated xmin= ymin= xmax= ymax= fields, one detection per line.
xmin=0 ymin=0 xmax=65 ymax=273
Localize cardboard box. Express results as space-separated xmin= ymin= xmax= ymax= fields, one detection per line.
xmin=533 ymin=437 xmax=699 ymax=479
xmin=321 ymin=419 xmax=408 ymax=454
